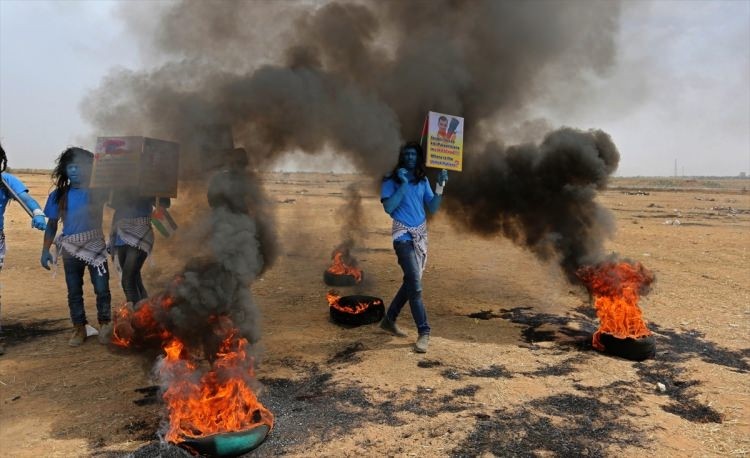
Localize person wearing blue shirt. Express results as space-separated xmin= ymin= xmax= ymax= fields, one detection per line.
xmin=379 ymin=141 xmax=448 ymax=353
xmin=40 ymin=147 xmax=112 ymax=347
xmin=0 ymin=144 xmax=47 ymax=355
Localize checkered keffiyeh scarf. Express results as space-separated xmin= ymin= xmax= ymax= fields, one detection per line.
xmin=55 ymin=229 xmax=108 ymax=275
xmin=111 ymin=216 xmax=154 ymax=255
xmin=391 ymin=220 xmax=428 ymax=276
xmin=0 ymin=230 xmax=5 ymax=269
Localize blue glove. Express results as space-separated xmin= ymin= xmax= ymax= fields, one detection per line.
xmin=438 ymin=169 xmax=449 ymax=186
xmin=40 ymin=249 xmax=54 ymax=270
xmin=32 ymin=215 xmax=47 ymax=231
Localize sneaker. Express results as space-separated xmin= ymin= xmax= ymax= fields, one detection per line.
xmin=69 ymin=324 xmax=86 ymax=347
xmin=414 ymin=334 xmax=430 ymax=353
xmin=379 ymin=316 xmax=407 ymax=337
xmin=98 ymin=322 xmax=113 ymax=345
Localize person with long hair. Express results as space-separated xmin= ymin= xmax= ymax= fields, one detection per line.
xmin=40 ymin=147 xmax=111 ymax=347
xmin=0 ymin=143 xmax=47 ymax=355
xmin=379 ymin=141 xmax=448 ymax=353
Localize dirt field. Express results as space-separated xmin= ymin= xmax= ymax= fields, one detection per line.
xmin=1 ymin=172 xmax=748 ymax=457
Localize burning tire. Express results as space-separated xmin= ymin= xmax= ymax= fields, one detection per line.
xmin=597 ymin=333 xmax=655 ymax=361
xmin=323 ymin=270 xmax=363 ymax=287
xmin=180 ymin=424 xmax=271 ymax=457
xmin=328 ymin=294 xmax=384 ymax=326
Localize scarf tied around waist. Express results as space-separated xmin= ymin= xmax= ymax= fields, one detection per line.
xmin=54 ymin=229 xmax=108 ymax=276
xmin=391 ymin=220 xmax=428 ymax=276
xmin=111 ymin=216 xmax=154 ymax=256
xmin=0 ymin=230 xmax=5 ymax=269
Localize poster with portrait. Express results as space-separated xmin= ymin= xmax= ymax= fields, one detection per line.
xmin=421 ymin=111 xmax=464 ymax=171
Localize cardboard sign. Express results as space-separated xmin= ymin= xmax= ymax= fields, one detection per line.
xmin=421 ymin=111 xmax=464 ymax=171
xmin=92 ymin=136 xmax=180 ymax=197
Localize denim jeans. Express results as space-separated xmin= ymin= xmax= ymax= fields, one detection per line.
xmin=62 ymin=254 xmax=111 ymax=325
xmin=116 ymin=245 xmax=149 ymax=303
xmin=386 ymin=240 xmax=430 ymax=336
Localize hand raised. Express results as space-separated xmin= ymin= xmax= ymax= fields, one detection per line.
xmin=438 ymin=169 xmax=449 ymax=186
xmin=397 ymin=168 xmax=409 ymax=184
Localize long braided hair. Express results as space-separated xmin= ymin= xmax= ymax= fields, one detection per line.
xmin=51 ymin=147 xmax=94 ymax=219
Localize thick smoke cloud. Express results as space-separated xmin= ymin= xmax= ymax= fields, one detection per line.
xmin=445 ymin=128 xmax=620 ymax=281
xmin=84 ymin=0 xmax=624 ymax=283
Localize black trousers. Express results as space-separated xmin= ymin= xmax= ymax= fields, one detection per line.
xmin=116 ymin=245 xmax=149 ymax=303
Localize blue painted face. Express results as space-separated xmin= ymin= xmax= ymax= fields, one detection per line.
xmin=66 ymin=163 xmax=80 ymax=186
xmin=66 ymin=160 xmax=90 ymax=187
xmin=402 ymin=148 xmax=418 ymax=171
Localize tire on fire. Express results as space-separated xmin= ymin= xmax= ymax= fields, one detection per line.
xmin=598 ymin=333 xmax=656 ymax=361
xmin=323 ymin=270 xmax=363 ymax=287
xmin=329 ymin=295 xmax=384 ymax=326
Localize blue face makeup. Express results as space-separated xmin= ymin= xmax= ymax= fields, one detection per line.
xmin=66 ymin=160 xmax=90 ymax=187
xmin=402 ymin=148 xmax=418 ymax=171
xmin=66 ymin=163 xmax=81 ymax=186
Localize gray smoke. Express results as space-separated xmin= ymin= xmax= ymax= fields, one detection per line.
xmin=85 ymin=0 xmax=625 ymax=300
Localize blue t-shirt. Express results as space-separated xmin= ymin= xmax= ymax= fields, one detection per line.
xmin=44 ymin=188 xmax=104 ymax=236
xmin=0 ymin=173 xmax=29 ymax=231
xmin=380 ymin=176 xmax=435 ymax=240
xmin=112 ymin=197 xmax=154 ymax=246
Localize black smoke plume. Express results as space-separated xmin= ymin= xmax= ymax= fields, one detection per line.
xmin=444 ymin=128 xmax=620 ymax=281
xmin=86 ymin=0 xmax=625 ymax=305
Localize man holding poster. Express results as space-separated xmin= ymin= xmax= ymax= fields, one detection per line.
xmin=379 ymin=141 xmax=448 ymax=353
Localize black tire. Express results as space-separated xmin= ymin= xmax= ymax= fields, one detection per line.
xmin=330 ymin=295 xmax=384 ymax=326
xmin=598 ymin=333 xmax=656 ymax=361
xmin=179 ymin=424 xmax=270 ymax=457
xmin=323 ymin=270 xmax=363 ymax=287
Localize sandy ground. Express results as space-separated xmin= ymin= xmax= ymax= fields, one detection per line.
xmin=0 ymin=172 xmax=748 ymax=457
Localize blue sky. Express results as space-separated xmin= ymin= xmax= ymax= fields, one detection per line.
xmin=1 ymin=0 xmax=748 ymax=176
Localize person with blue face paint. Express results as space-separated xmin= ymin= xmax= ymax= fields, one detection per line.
xmin=0 ymin=143 xmax=48 ymax=355
xmin=379 ymin=141 xmax=448 ymax=353
xmin=41 ymin=147 xmax=112 ymax=347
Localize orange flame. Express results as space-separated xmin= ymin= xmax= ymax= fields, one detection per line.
xmin=160 ymin=332 xmax=273 ymax=442
xmin=112 ymin=285 xmax=273 ymax=443
xmin=112 ymin=296 xmax=173 ymax=348
xmin=577 ymin=261 xmax=654 ymax=351
xmin=326 ymin=249 xmax=362 ymax=282
xmin=326 ymin=290 xmax=380 ymax=315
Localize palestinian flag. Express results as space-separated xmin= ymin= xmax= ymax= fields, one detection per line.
xmin=151 ymin=206 xmax=178 ymax=238
xmin=420 ymin=114 xmax=429 ymax=151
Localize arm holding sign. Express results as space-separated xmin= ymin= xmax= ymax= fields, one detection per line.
xmin=426 ymin=169 xmax=448 ymax=214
